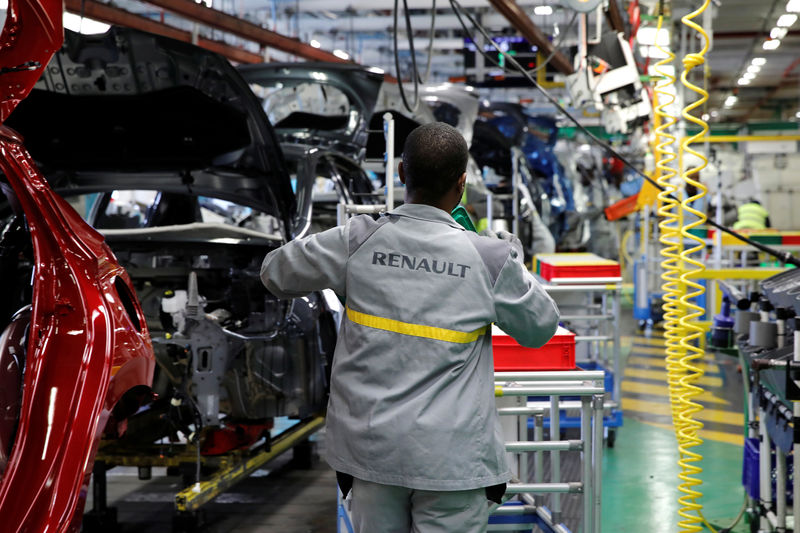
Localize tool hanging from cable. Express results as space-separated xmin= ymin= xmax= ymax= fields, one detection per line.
xmin=447 ymin=0 xmax=800 ymax=267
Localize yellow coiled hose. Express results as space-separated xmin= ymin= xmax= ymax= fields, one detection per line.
xmin=653 ymin=15 xmax=687 ymax=434
xmin=676 ymin=1 xmax=711 ymax=532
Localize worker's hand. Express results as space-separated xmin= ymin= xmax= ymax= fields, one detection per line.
xmin=480 ymin=229 xmax=524 ymax=261
xmin=497 ymin=230 xmax=524 ymax=260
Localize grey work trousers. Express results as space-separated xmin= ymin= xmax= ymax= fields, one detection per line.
xmin=350 ymin=477 xmax=490 ymax=533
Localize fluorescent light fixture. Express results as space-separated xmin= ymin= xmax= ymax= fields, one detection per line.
xmin=796 ymin=110 xmax=800 ymax=118
xmin=367 ymin=66 xmax=384 ymax=74
xmin=710 ymin=109 xmax=719 ymax=117
xmin=777 ymin=13 xmax=798 ymax=27
xmin=724 ymin=95 xmax=738 ymax=107
xmin=63 ymin=12 xmax=110 ymax=35
xmin=747 ymin=64 xmax=762 ymax=74
xmin=310 ymin=39 xmax=321 ymax=48
xmin=743 ymin=71 xmax=757 ymax=80
xmin=702 ymin=113 xmax=710 ymax=121
xmin=763 ymin=39 xmax=781 ymax=50
xmin=751 ymin=57 xmax=767 ymax=66
xmin=738 ymin=77 xmax=751 ymax=85
xmin=789 ymin=0 xmax=800 ymax=12
xmin=771 ymin=27 xmax=789 ymax=39
xmin=637 ymin=27 xmax=670 ymax=46
xmin=533 ymin=5 xmax=553 ymax=15
xmin=333 ymin=49 xmax=350 ymax=60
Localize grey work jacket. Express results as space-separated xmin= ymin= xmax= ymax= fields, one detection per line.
xmin=261 ymin=203 xmax=559 ymax=491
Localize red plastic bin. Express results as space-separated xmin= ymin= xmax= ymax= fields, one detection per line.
xmin=492 ymin=326 xmax=576 ymax=371
xmin=782 ymin=233 xmax=800 ymax=245
xmin=534 ymin=253 xmax=621 ymax=281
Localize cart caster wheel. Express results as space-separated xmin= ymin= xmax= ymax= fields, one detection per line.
xmin=81 ymin=507 xmax=118 ymax=533
xmin=291 ymin=439 xmax=316 ymax=470
xmin=172 ymin=510 xmax=205 ymax=533
xmin=606 ymin=429 xmax=616 ymax=448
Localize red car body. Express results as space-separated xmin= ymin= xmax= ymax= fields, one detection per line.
xmin=0 ymin=2 xmax=155 ymax=531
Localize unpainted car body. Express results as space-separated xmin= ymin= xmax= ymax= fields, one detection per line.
xmin=6 ymin=27 xmax=337 ymax=458
xmin=240 ymin=63 xmax=387 ymax=233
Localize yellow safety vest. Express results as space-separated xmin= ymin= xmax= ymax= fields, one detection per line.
xmin=733 ymin=202 xmax=769 ymax=230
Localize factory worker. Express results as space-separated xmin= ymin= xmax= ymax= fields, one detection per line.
xmin=733 ymin=198 xmax=771 ymax=230
xmin=261 ymin=122 xmax=559 ymax=533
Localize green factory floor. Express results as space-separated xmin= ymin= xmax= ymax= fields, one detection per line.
xmin=602 ymin=331 xmax=750 ymax=533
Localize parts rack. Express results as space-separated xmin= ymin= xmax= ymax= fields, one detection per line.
xmin=533 ymin=260 xmax=623 ymax=445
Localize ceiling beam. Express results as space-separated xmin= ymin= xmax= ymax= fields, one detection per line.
xmin=64 ymin=0 xmax=263 ymax=63
xmin=294 ymin=0 xmax=543 ymax=11
xmin=485 ymin=0 xmax=573 ymax=74
xmin=713 ymin=30 xmax=800 ymax=39
xmin=605 ymin=0 xmax=626 ymax=38
xmin=141 ymin=0 xmax=349 ymax=63
xmin=296 ymin=12 xmax=574 ymax=33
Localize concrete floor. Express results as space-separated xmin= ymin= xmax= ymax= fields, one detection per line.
xmin=86 ymin=324 xmax=751 ymax=533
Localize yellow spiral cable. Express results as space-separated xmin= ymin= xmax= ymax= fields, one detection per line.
xmin=652 ymin=15 xmax=687 ymax=435
xmin=676 ymin=1 xmax=711 ymax=532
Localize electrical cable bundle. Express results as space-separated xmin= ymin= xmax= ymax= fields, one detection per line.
xmin=393 ymin=0 xmax=437 ymax=113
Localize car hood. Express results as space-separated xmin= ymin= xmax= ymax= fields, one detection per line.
xmin=239 ymin=62 xmax=384 ymax=160
xmin=6 ymin=26 xmax=296 ymax=236
xmin=421 ymin=85 xmax=480 ymax=146
xmin=482 ymin=102 xmax=559 ymax=147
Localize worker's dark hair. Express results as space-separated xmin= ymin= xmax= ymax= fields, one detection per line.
xmin=402 ymin=122 xmax=469 ymax=202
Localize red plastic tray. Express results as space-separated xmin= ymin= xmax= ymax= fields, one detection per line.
xmin=492 ymin=326 xmax=576 ymax=371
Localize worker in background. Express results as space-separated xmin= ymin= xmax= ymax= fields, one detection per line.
xmin=261 ymin=122 xmax=559 ymax=533
xmin=733 ymin=198 xmax=771 ymax=230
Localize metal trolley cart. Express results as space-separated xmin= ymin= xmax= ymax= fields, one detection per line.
xmin=337 ymin=371 xmax=606 ymax=533
xmin=534 ymin=273 xmax=623 ymax=446
xmin=492 ymin=370 xmax=606 ymax=533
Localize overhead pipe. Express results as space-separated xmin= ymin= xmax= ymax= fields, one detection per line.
xmin=64 ymin=0 xmax=263 ymax=63
xmin=142 ymin=0 xmax=349 ymax=63
xmin=485 ymin=0 xmax=574 ymax=74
